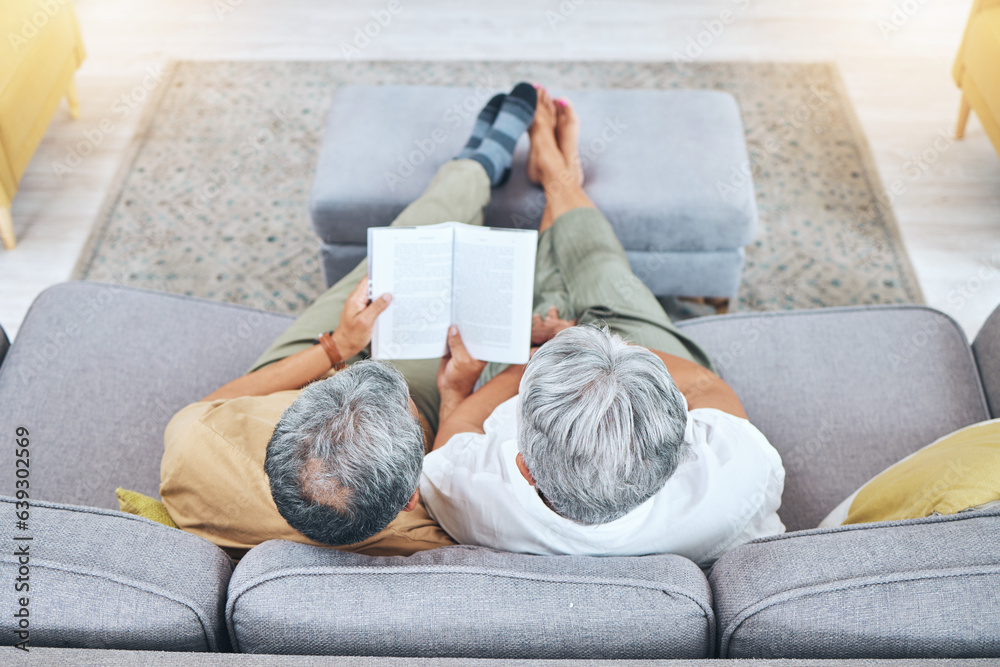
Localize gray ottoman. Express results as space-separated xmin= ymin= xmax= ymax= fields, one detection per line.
xmin=310 ymin=85 xmax=757 ymax=304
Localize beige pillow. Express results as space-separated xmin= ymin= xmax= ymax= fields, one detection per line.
xmin=819 ymin=419 xmax=1000 ymax=528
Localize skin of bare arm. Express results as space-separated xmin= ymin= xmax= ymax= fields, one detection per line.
xmin=645 ymin=348 xmax=748 ymax=419
xmin=201 ymin=277 xmax=391 ymax=402
xmin=433 ymin=325 xmax=526 ymax=451
xmin=433 ymin=363 xmax=526 ymax=451
xmin=434 ymin=304 xmax=576 ymax=451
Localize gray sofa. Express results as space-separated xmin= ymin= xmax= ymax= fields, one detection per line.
xmin=1 ymin=281 xmax=998 ymax=661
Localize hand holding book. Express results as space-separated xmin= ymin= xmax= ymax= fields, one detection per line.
xmin=436 ymin=325 xmax=488 ymax=408
xmin=332 ymin=276 xmax=394 ymax=360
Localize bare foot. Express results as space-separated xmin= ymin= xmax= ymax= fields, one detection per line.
xmin=555 ymin=98 xmax=584 ymax=187
xmin=527 ymin=86 xmax=560 ymax=185
xmin=527 ymin=86 xmax=558 ymax=183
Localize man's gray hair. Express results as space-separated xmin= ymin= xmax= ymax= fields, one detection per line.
xmin=518 ymin=325 xmax=688 ymax=525
xmin=264 ymin=360 xmax=424 ymax=546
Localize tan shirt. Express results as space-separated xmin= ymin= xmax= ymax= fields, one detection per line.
xmin=160 ymin=389 xmax=455 ymax=558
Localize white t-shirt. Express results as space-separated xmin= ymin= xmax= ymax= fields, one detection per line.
xmin=420 ymin=396 xmax=786 ymax=567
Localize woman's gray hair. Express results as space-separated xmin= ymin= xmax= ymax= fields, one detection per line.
xmin=517 ymin=325 xmax=688 ymax=525
xmin=264 ymin=360 xmax=424 ymax=546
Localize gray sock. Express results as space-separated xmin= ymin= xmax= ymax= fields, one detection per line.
xmin=456 ymin=93 xmax=505 ymax=160
xmin=469 ymin=82 xmax=537 ymax=187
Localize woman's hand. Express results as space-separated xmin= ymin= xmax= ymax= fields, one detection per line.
xmin=531 ymin=306 xmax=576 ymax=345
xmin=433 ymin=354 xmax=525 ymax=451
xmin=332 ymin=276 xmax=392 ymax=359
xmin=437 ymin=326 xmax=487 ymax=401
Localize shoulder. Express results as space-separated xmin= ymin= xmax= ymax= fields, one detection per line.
xmin=166 ymin=390 xmax=301 ymax=436
xmin=685 ymin=408 xmax=783 ymax=471
xmin=425 ymin=396 xmax=519 ymax=474
xmin=164 ymin=390 xmax=303 ymax=465
xmin=161 ymin=390 xmax=306 ymax=548
xmin=342 ymin=501 xmax=457 ymax=556
xmin=687 ymin=407 xmax=766 ymax=440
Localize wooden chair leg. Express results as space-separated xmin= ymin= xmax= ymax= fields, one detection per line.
xmin=677 ymin=296 xmax=731 ymax=315
xmin=0 ymin=207 xmax=16 ymax=250
xmin=66 ymin=78 xmax=80 ymax=119
xmin=704 ymin=297 xmax=730 ymax=315
xmin=956 ymin=93 xmax=971 ymax=140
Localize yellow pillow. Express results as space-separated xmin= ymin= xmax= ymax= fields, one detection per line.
xmin=819 ymin=419 xmax=1000 ymax=527
xmin=115 ymin=488 xmax=180 ymax=529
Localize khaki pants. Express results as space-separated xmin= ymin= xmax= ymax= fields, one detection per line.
xmin=251 ymin=159 xmax=712 ymax=433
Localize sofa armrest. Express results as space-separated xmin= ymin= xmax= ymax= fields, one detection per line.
xmin=973 ymin=303 xmax=1000 ymax=418
xmin=710 ymin=508 xmax=1000 ymax=658
xmin=0 ymin=496 xmax=232 ymax=652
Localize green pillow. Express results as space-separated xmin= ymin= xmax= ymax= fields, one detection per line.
xmin=115 ymin=488 xmax=180 ymax=529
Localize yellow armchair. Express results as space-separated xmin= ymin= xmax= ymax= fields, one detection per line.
xmin=953 ymin=0 xmax=1000 ymax=160
xmin=0 ymin=0 xmax=86 ymax=250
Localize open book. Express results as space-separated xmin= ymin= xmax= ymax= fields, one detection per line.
xmin=368 ymin=222 xmax=538 ymax=363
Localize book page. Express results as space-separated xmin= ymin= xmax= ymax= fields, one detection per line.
xmin=369 ymin=223 xmax=455 ymax=359
xmin=452 ymin=225 xmax=537 ymax=364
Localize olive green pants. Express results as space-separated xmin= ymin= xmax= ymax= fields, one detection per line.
xmin=250 ymin=159 xmax=712 ymax=434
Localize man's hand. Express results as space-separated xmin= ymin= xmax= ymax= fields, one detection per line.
xmin=531 ymin=306 xmax=576 ymax=345
xmin=332 ymin=277 xmax=392 ymax=360
xmin=437 ymin=326 xmax=487 ymax=401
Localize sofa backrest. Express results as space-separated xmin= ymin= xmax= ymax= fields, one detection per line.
xmin=972 ymin=302 xmax=1000 ymax=418
xmin=0 ymin=282 xmax=294 ymax=509
xmin=677 ymin=305 xmax=990 ymax=531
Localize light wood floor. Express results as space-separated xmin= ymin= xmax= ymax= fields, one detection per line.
xmin=2 ymin=0 xmax=999 ymax=341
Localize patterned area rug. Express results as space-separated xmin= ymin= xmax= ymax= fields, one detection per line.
xmin=73 ymin=61 xmax=923 ymax=315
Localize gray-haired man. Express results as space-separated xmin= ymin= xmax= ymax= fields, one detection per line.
xmin=161 ymin=83 xmax=540 ymax=559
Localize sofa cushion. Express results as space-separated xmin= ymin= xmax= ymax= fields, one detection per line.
xmin=0 ymin=497 xmax=232 ymax=652
xmin=676 ymin=305 xmax=990 ymax=531
xmin=227 ymin=542 xmax=714 ymax=659
xmin=709 ymin=507 xmax=1000 ymax=658
xmin=973 ymin=301 xmax=1000 ymax=418
xmin=0 ymin=281 xmax=294 ymax=509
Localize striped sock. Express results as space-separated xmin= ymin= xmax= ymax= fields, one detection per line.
xmin=456 ymin=93 xmax=505 ymax=160
xmin=469 ymin=82 xmax=537 ymax=187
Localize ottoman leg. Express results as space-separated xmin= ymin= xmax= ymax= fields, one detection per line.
xmin=66 ymin=79 xmax=81 ymax=120
xmin=705 ymin=297 xmax=730 ymax=314
xmin=678 ymin=296 xmax=730 ymax=315
xmin=956 ymin=93 xmax=970 ymax=140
